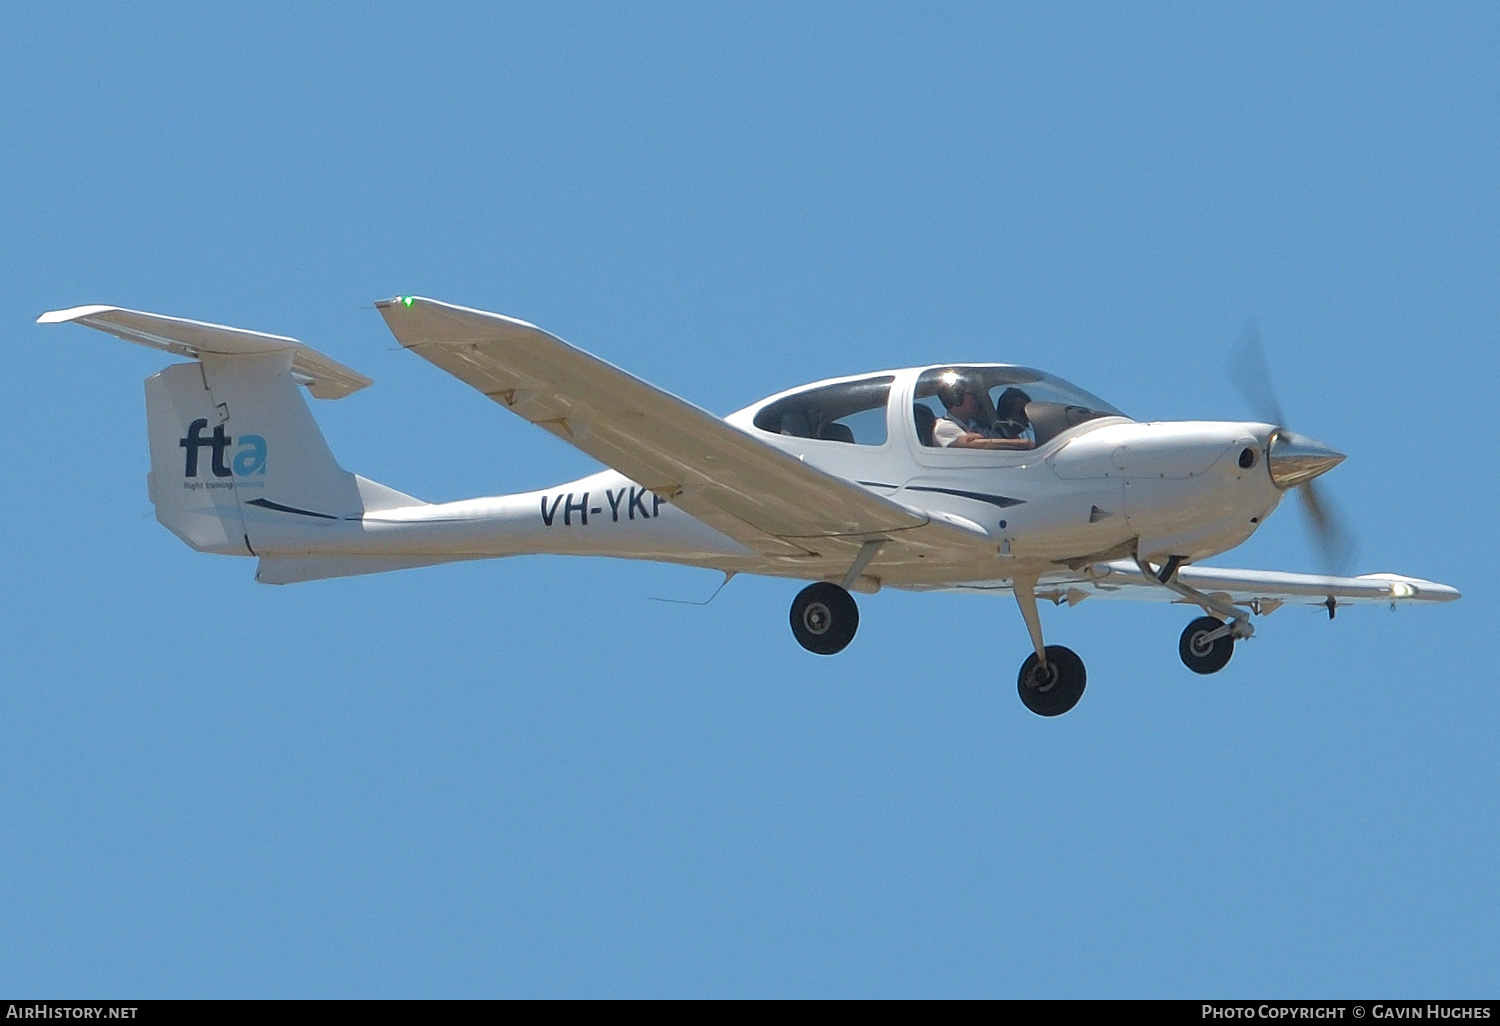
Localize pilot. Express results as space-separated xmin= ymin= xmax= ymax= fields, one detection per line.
xmin=933 ymin=377 xmax=1034 ymax=450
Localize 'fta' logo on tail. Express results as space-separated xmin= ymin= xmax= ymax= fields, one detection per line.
xmin=179 ymin=419 xmax=267 ymax=478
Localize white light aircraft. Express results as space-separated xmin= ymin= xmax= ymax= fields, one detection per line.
xmin=42 ymin=297 xmax=1459 ymax=716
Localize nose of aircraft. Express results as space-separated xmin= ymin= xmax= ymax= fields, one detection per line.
xmin=1267 ymin=430 xmax=1345 ymax=489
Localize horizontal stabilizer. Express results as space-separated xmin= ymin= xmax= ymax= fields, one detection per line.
xmin=39 ymin=304 xmax=371 ymax=399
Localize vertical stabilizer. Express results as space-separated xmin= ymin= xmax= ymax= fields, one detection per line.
xmin=145 ymin=350 xmax=424 ymax=555
xmin=44 ymin=304 xmax=424 ymax=558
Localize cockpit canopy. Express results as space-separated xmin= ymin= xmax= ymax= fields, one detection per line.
xmin=914 ymin=366 xmax=1126 ymax=447
xmin=747 ymin=365 xmax=1127 ymax=449
xmin=752 ymin=375 xmax=895 ymax=446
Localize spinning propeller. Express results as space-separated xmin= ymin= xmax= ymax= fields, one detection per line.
xmin=1230 ymin=321 xmax=1357 ymax=575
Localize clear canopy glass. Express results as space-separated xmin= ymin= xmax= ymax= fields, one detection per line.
xmin=914 ymin=366 xmax=1128 ymax=448
xmin=752 ymin=375 xmax=894 ymax=446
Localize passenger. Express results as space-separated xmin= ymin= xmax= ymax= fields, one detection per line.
xmin=993 ymin=387 xmax=1034 ymax=443
xmin=933 ymin=378 xmax=1034 ymax=450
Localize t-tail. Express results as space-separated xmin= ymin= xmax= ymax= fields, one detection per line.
xmin=39 ymin=305 xmax=431 ymax=581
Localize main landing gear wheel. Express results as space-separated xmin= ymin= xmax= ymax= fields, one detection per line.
xmin=1179 ymin=616 xmax=1235 ymax=675
xmin=1017 ymin=645 xmax=1086 ymax=717
xmin=789 ymin=582 xmax=859 ymax=655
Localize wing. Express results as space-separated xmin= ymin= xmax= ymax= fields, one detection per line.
xmin=38 ymin=304 xmax=370 ymax=399
xmin=375 ymin=296 xmax=986 ymax=561
xmin=1009 ymin=562 xmax=1460 ymax=613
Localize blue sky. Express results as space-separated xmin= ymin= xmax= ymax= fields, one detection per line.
xmin=3 ymin=3 xmax=1495 ymax=997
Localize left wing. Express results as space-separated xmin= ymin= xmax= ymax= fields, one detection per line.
xmin=375 ymin=296 xmax=988 ymax=561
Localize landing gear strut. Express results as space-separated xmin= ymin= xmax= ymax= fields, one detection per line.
xmin=1134 ymin=554 xmax=1254 ymax=676
xmin=1179 ymin=616 xmax=1235 ymax=674
xmin=789 ymin=582 xmax=859 ymax=655
xmin=1012 ymin=573 xmax=1087 ymax=716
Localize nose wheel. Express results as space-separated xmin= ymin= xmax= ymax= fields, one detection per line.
xmin=789 ymin=582 xmax=859 ymax=655
xmin=1017 ymin=645 xmax=1087 ymax=717
xmin=1179 ymin=616 xmax=1235 ymax=674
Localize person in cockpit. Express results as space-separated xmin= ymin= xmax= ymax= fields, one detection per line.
xmin=933 ymin=378 xmax=1034 ymax=450
xmin=993 ymin=387 xmax=1034 ymax=444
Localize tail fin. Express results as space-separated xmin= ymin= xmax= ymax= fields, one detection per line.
xmin=43 ymin=305 xmax=423 ymax=557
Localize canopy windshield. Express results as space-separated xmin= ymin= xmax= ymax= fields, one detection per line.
xmin=914 ymin=366 xmax=1128 ymax=448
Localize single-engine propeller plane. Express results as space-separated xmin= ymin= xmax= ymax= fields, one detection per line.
xmin=41 ymin=297 xmax=1459 ymax=716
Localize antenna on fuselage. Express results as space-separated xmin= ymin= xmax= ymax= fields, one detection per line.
xmin=646 ymin=572 xmax=737 ymax=606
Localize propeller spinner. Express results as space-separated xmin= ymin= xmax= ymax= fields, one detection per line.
xmin=1267 ymin=429 xmax=1345 ymax=489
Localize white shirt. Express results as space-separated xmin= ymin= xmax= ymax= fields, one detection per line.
xmin=933 ymin=415 xmax=990 ymax=447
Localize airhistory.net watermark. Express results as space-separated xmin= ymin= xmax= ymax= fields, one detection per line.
xmin=6 ymin=1007 xmax=137 ymax=1020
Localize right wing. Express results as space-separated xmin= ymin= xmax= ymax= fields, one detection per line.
xmin=375 ymin=296 xmax=988 ymax=562
xmin=1014 ymin=562 xmax=1461 ymax=612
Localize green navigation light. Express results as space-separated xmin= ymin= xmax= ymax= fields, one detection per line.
xmin=401 ymin=296 xmax=414 ymax=308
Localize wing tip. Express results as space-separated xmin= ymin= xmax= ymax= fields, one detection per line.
xmin=1356 ymin=573 xmax=1461 ymax=602
xmin=37 ymin=304 xmax=117 ymax=325
xmin=372 ymin=294 xmax=546 ymax=334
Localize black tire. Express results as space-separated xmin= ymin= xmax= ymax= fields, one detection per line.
xmin=1179 ymin=615 xmax=1234 ymax=674
xmin=789 ymin=582 xmax=859 ymax=655
xmin=1017 ymin=645 xmax=1087 ymax=717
